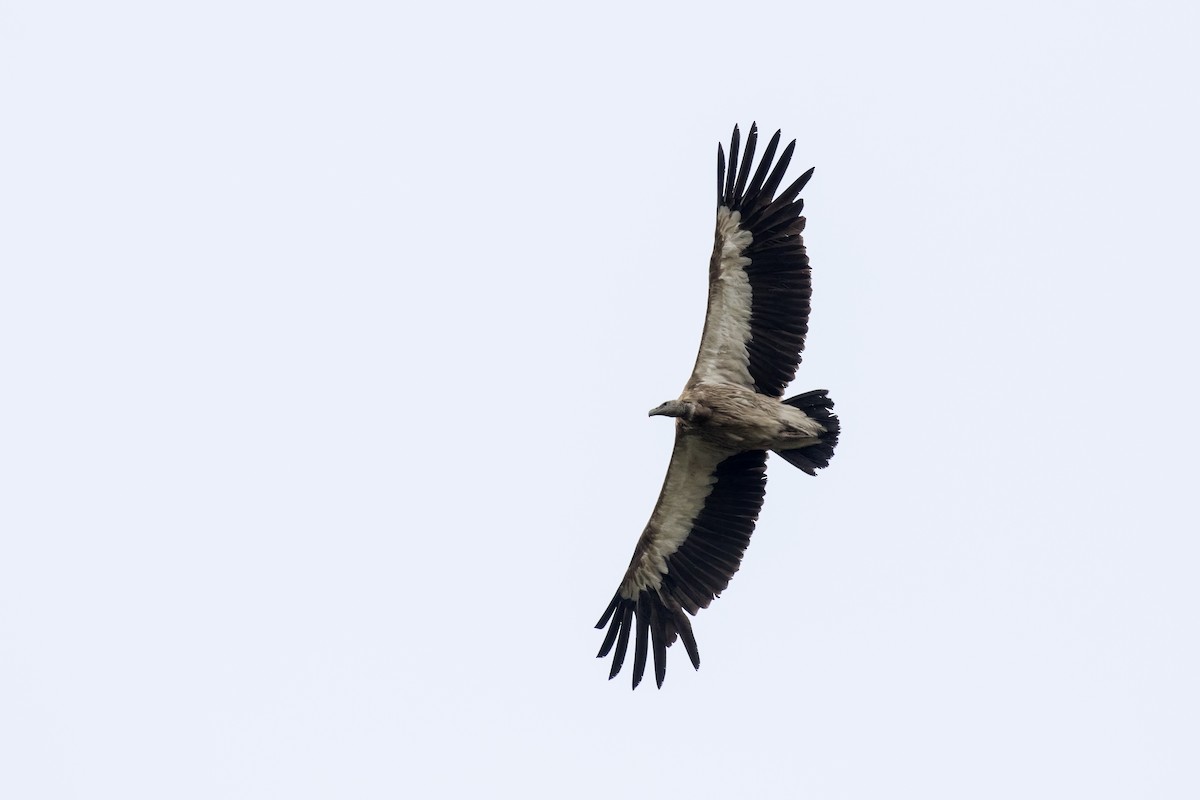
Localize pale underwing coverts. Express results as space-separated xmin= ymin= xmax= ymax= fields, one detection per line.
xmin=595 ymin=123 xmax=840 ymax=689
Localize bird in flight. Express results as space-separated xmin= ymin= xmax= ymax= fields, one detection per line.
xmin=595 ymin=123 xmax=839 ymax=689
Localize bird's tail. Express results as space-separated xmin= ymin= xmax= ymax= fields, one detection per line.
xmin=773 ymin=390 xmax=839 ymax=475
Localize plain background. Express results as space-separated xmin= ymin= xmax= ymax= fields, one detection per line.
xmin=3 ymin=1 xmax=1198 ymax=797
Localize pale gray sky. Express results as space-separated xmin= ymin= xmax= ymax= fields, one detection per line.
xmin=3 ymin=1 xmax=1198 ymax=797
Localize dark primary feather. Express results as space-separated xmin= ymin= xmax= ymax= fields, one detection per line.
xmin=732 ymin=124 xmax=756 ymax=203
xmin=715 ymin=144 xmax=726 ymax=208
xmin=596 ymin=449 xmax=768 ymax=689
xmin=724 ymin=125 xmax=740 ymax=205
xmin=743 ymin=129 xmax=781 ymax=205
xmin=715 ymin=122 xmax=814 ymax=397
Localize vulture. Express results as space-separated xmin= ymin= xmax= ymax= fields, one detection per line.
xmin=595 ymin=123 xmax=839 ymax=689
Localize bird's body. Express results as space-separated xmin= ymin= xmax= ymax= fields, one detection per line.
xmin=665 ymin=382 xmax=828 ymax=452
xmin=596 ymin=123 xmax=839 ymax=689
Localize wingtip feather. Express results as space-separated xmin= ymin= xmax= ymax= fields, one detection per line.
xmin=631 ymin=595 xmax=652 ymax=689
xmin=716 ymin=143 xmax=726 ymax=207
xmin=723 ymin=126 xmax=740 ymax=206
xmin=607 ymin=604 xmax=633 ymax=680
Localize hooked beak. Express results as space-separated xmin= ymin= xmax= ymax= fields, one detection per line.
xmin=648 ymin=401 xmax=677 ymax=418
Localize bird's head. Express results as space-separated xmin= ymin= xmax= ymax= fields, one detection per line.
xmin=649 ymin=400 xmax=695 ymax=420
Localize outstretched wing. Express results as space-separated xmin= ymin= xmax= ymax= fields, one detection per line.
xmin=595 ymin=436 xmax=768 ymax=689
xmin=688 ymin=123 xmax=815 ymax=397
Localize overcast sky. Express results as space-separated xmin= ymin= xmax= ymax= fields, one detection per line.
xmin=3 ymin=1 xmax=1198 ymax=797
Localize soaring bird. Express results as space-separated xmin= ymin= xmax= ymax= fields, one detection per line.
xmin=595 ymin=123 xmax=839 ymax=689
